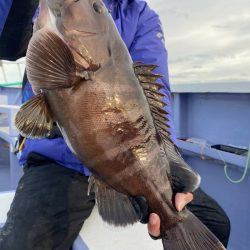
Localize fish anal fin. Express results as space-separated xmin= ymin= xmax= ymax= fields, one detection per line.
xmin=89 ymin=175 xmax=139 ymax=226
xmin=15 ymin=93 xmax=53 ymax=138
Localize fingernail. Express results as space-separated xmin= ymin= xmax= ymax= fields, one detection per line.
xmin=149 ymin=213 xmax=157 ymax=225
xmin=176 ymin=200 xmax=186 ymax=212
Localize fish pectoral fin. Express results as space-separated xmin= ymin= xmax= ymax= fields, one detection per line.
xmin=26 ymin=29 xmax=81 ymax=93
xmin=88 ymin=175 xmax=139 ymax=226
xmin=170 ymin=160 xmax=201 ymax=193
xmin=15 ymin=93 xmax=53 ymax=138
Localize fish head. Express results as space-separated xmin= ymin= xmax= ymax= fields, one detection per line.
xmin=46 ymin=0 xmax=118 ymax=69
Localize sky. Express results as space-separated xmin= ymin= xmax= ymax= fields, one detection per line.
xmin=0 ymin=0 xmax=250 ymax=85
xmin=147 ymin=0 xmax=250 ymax=84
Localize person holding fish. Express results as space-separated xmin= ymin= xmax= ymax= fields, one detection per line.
xmin=0 ymin=0 xmax=230 ymax=249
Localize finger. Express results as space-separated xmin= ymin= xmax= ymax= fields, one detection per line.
xmin=175 ymin=192 xmax=193 ymax=212
xmin=131 ymin=196 xmax=149 ymax=224
xmin=147 ymin=213 xmax=161 ymax=237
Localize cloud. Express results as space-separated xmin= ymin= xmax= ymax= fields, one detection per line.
xmin=147 ymin=0 xmax=250 ymax=84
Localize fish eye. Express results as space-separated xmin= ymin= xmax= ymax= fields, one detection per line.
xmin=93 ymin=1 xmax=105 ymax=14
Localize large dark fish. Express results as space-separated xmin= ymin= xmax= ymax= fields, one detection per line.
xmin=15 ymin=0 xmax=226 ymax=249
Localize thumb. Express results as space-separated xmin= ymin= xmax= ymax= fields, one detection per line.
xmin=175 ymin=192 xmax=193 ymax=212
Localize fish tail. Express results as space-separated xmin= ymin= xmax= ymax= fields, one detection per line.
xmin=161 ymin=210 xmax=226 ymax=250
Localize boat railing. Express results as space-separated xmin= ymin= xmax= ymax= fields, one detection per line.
xmin=0 ymin=59 xmax=25 ymax=86
xmin=0 ymin=105 xmax=23 ymax=189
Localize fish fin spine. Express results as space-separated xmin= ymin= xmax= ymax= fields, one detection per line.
xmin=133 ymin=62 xmax=171 ymax=143
xmin=134 ymin=62 xmax=201 ymax=193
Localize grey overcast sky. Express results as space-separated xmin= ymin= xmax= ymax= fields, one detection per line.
xmin=147 ymin=0 xmax=250 ymax=84
xmin=0 ymin=1 xmax=249 ymax=86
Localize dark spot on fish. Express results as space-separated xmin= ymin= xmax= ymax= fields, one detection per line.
xmin=136 ymin=116 xmax=144 ymax=124
xmin=70 ymin=81 xmax=82 ymax=93
xmin=93 ymin=1 xmax=105 ymax=14
xmin=108 ymin=44 xmax=112 ymax=57
xmin=144 ymin=134 xmax=152 ymax=144
xmin=137 ymin=119 xmax=147 ymax=131
xmin=155 ymin=131 xmax=162 ymax=144
xmin=115 ymin=148 xmax=136 ymax=166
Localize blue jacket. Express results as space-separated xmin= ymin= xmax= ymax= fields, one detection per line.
xmin=0 ymin=0 xmax=174 ymax=175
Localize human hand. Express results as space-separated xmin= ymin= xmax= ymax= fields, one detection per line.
xmin=148 ymin=192 xmax=193 ymax=238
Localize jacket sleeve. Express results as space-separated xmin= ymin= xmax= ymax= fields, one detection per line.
xmin=129 ymin=2 xmax=176 ymax=142
xmin=0 ymin=0 xmax=39 ymax=61
xmin=129 ymin=2 xmax=170 ymax=92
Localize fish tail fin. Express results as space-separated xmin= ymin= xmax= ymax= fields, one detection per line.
xmin=162 ymin=210 xmax=226 ymax=250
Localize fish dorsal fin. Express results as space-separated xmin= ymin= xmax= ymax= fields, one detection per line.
xmin=134 ymin=63 xmax=200 ymax=193
xmin=26 ymin=29 xmax=89 ymax=94
xmin=133 ymin=62 xmax=172 ymax=143
xmin=88 ymin=175 xmax=139 ymax=226
xmin=15 ymin=93 xmax=53 ymax=138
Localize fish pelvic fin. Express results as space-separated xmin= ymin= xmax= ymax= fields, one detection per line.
xmin=162 ymin=210 xmax=226 ymax=250
xmin=88 ymin=175 xmax=139 ymax=226
xmin=15 ymin=93 xmax=53 ymax=138
xmin=26 ymin=29 xmax=85 ymax=93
